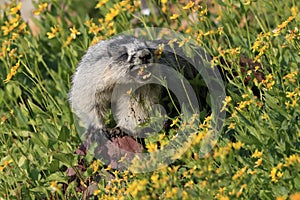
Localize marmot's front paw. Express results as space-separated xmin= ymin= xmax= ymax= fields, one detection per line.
xmin=107 ymin=127 xmax=127 ymax=139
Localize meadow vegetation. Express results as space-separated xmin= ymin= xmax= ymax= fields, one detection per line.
xmin=0 ymin=0 xmax=300 ymax=199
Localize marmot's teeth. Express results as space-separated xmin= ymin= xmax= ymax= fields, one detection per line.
xmin=143 ymin=72 xmax=151 ymax=79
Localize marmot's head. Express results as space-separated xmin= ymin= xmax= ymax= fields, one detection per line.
xmin=70 ymin=36 xmax=166 ymax=129
xmin=106 ymin=36 xmax=160 ymax=84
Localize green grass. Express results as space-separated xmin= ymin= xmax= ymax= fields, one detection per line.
xmin=0 ymin=0 xmax=300 ymax=199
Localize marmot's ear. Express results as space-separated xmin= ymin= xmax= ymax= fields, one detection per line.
xmin=107 ymin=44 xmax=127 ymax=59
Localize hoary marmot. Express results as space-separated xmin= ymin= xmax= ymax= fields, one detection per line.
xmin=70 ymin=35 xmax=203 ymax=136
xmin=69 ymin=35 xmax=198 ymax=135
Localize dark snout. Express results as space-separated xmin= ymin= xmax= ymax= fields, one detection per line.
xmin=135 ymin=49 xmax=152 ymax=65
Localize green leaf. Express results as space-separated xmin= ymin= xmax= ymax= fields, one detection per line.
xmin=58 ymin=125 xmax=70 ymax=142
xmin=272 ymin=185 xmax=289 ymax=197
xmin=294 ymin=174 xmax=300 ymax=190
xmin=30 ymin=132 xmax=49 ymax=148
xmin=27 ymin=99 xmax=45 ymax=115
xmin=53 ymin=153 xmax=77 ymax=167
xmin=46 ymin=172 xmax=68 ymax=183
xmin=264 ymin=93 xmax=289 ymax=119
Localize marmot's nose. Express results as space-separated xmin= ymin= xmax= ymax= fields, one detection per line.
xmin=137 ymin=49 xmax=152 ymax=64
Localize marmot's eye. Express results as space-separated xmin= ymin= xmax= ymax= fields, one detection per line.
xmin=118 ymin=52 xmax=129 ymax=60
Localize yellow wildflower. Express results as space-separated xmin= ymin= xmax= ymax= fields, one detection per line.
xmin=185 ymin=27 xmax=193 ymax=34
xmin=232 ymin=166 xmax=247 ymax=180
xmin=95 ymin=0 xmax=108 ymax=9
xmin=291 ymin=6 xmax=299 ymax=17
xmin=151 ymin=173 xmax=159 ymax=183
xmin=291 ymin=98 xmax=298 ymax=107
xmin=46 ymin=26 xmax=60 ymax=39
xmin=1 ymin=115 xmax=8 ymax=124
xmin=251 ymin=40 xmax=261 ymax=52
xmin=105 ymin=8 xmax=119 ymax=22
xmin=248 ymin=169 xmax=257 ymax=175
xmin=146 ymin=142 xmax=158 ymax=152
xmin=228 ymin=47 xmax=241 ymax=55
xmin=151 ymin=173 xmax=159 ymax=186
xmin=4 ymin=60 xmax=21 ymax=83
xmin=237 ymin=100 xmax=252 ymax=110
xmin=9 ymin=14 xmax=21 ymax=24
xmin=243 ymin=0 xmax=251 ymax=5
xmin=199 ymin=8 xmax=208 ymax=16
xmin=232 ymin=141 xmax=244 ymax=150
xmin=64 ymin=36 xmax=73 ymax=47
xmin=284 ymin=154 xmax=300 ymax=166
xmin=283 ymin=70 xmax=298 ymax=83
xmin=108 ymin=28 xmax=116 ymax=36
xmin=242 ymin=94 xmax=248 ymax=99
xmin=184 ymin=180 xmax=194 ymax=188
xmin=270 ymin=167 xmax=278 ymax=183
xmin=290 ymin=192 xmax=300 ymax=200
xmin=225 ymin=96 xmax=232 ymax=103
xmin=286 ymin=91 xmax=296 ymax=99
xmin=192 ymin=131 xmax=206 ymax=145
xmin=229 ymin=188 xmax=235 ymax=196
xmin=1 ymin=40 xmax=10 ymax=58
xmin=203 ymin=30 xmax=215 ymax=36
xmin=221 ymin=96 xmax=232 ymax=111
xmin=33 ymin=3 xmax=48 ymax=15
xmin=236 ymin=184 xmax=247 ymax=198
xmin=254 ymin=44 xmax=269 ymax=62
xmin=1 ymin=20 xmax=18 ymax=36
xmin=219 ymin=196 xmax=230 ymax=200
xmin=273 ymin=15 xmax=296 ymax=36
xmin=218 ymin=186 xmax=226 ymax=194
xmin=170 ymin=116 xmax=179 ymax=127
xmin=204 ymin=115 xmax=212 ymax=123
xmin=120 ymin=0 xmax=130 ymax=7
xmin=170 ymin=14 xmax=180 ymax=20
xmin=277 ymin=171 xmax=283 ymax=178
xmin=8 ymin=48 xmax=17 ymax=60
xmin=80 ymin=180 xmax=87 ymax=188
xmin=228 ymin=123 xmax=235 ymax=129
xmin=90 ymin=160 xmax=102 ymax=173
xmin=126 ymin=179 xmax=147 ymax=197
xmin=104 ymin=165 xmax=111 ymax=171
xmin=251 ymin=149 xmax=263 ymax=158
xmin=183 ymin=1 xmax=194 ymax=10
xmin=182 ymin=191 xmax=188 ymax=200
xmin=91 ymin=36 xmax=103 ymax=46
xmin=165 ymin=187 xmax=179 ymax=198
xmin=70 ymin=26 xmax=81 ymax=39
xmin=254 ymin=158 xmax=262 ymax=167
xmin=88 ymin=22 xmax=103 ymax=35
xmin=0 ymin=159 xmax=13 ymax=171
xmin=10 ymin=2 xmax=22 ymax=14
xmin=261 ymin=73 xmax=275 ymax=90
xmin=231 ymin=110 xmax=237 ymax=118
xmin=18 ymin=22 xmax=27 ymax=33
xmin=93 ymin=189 xmax=100 ymax=196
xmin=50 ymin=181 xmax=61 ymax=192
xmin=261 ymin=112 xmax=268 ymax=120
